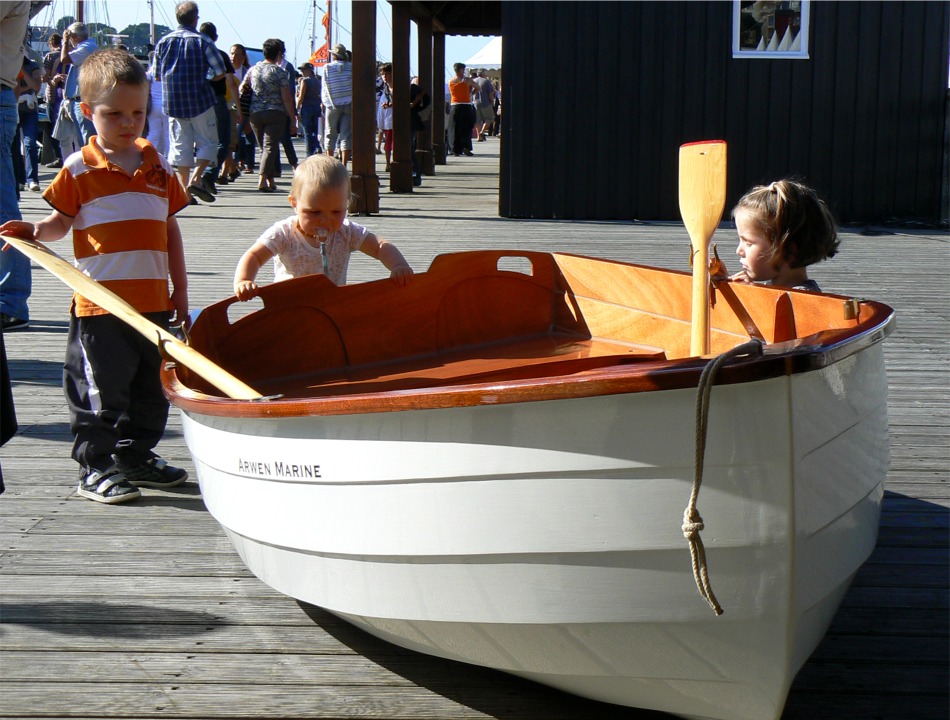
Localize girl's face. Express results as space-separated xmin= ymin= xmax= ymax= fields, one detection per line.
xmin=734 ymin=208 xmax=779 ymax=282
xmin=291 ymin=185 xmax=349 ymax=236
xmin=230 ymin=46 xmax=245 ymax=67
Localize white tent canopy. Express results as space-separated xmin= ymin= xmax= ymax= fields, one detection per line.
xmin=463 ymin=36 xmax=502 ymax=70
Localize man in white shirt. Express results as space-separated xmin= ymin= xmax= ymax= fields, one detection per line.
xmin=60 ymin=21 xmax=98 ymax=144
xmin=321 ymin=43 xmax=352 ymax=166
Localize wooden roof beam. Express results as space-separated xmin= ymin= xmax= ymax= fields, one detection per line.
xmin=398 ymin=1 xmax=501 ymax=35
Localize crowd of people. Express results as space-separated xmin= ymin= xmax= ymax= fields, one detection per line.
xmin=7 ymin=8 xmax=504 ymax=214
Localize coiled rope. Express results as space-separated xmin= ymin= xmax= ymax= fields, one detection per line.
xmin=684 ymin=339 xmax=765 ymax=615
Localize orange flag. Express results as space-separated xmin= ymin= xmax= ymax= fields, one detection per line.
xmin=309 ymin=43 xmax=330 ymax=67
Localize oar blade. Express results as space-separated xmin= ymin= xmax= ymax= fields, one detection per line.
xmin=679 ymin=140 xmax=728 ymax=244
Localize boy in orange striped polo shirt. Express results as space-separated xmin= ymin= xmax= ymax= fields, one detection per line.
xmin=0 ymin=49 xmax=191 ymax=504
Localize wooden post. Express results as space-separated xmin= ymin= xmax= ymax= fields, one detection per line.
xmin=390 ymin=1 xmax=413 ymax=193
xmin=349 ymin=0 xmax=379 ymax=214
xmin=416 ymin=16 xmax=435 ymax=176
xmin=432 ymin=33 xmax=447 ymax=165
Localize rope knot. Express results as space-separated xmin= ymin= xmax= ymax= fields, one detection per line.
xmin=682 ymin=520 xmax=704 ymax=537
xmin=682 ymin=509 xmax=705 ymax=538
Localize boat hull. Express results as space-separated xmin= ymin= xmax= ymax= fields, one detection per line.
xmin=183 ymin=343 xmax=888 ymax=720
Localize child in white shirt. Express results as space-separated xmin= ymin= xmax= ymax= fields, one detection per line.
xmin=234 ymin=154 xmax=413 ymax=299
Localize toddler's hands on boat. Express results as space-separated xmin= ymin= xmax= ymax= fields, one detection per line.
xmin=389 ymin=264 xmax=414 ymax=286
xmin=234 ymin=279 xmax=260 ymax=301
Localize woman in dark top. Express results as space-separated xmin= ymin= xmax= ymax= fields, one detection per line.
xmin=231 ymin=44 xmax=255 ymax=173
xmin=296 ymin=63 xmax=322 ymax=157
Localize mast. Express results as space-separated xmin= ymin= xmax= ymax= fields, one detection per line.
xmin=76 ymin=0 xmax=83 ymax=24
xmin=311 ymin=0 xmax=317 ymax=53
xmin=149 ymin=0 xmax=156 ymax=45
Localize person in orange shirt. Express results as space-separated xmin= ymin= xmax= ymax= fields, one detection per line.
xmin=0 ymin=49 xmax=192 ymax=504
xmin=447 ymin=62 xmax=478 ymax=157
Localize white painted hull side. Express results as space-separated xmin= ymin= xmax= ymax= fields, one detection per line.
xmin=183 ymin=345 xmax=888 ymax=720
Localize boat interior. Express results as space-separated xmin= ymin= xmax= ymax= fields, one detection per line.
xmin=175 ymin=250 xmax=884 ymax=400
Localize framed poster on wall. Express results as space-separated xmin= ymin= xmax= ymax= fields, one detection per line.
xmin=734 ymin=1 xmax=810 ymax=59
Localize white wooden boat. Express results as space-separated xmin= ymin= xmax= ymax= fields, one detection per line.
xmin=161 ymin=250 xmax=893 ymax=720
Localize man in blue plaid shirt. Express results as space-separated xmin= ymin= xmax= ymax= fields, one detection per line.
xmin=151 ymin=1 xmax=227 ymax=204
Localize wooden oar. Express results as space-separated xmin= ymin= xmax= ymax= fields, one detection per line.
xmin=679 ymin=140 xmax=727 ymax=356
xmin=1 ymin=234 xmax=262 ymax=400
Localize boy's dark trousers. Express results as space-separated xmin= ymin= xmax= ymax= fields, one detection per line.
xmin=64 ymin=312 xmax=171 ymax=473
xmin=0 ymin=331 xmax=16 ymax=493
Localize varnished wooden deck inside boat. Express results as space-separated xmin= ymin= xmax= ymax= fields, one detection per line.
xmin=2 ymin=141 xmax=947 ymax=720
xmin=246 ymin=337 xmax=666 ymax=399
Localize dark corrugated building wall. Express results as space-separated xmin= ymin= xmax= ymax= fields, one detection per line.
xmin=499 ymin=1 xmax=948 ymax=225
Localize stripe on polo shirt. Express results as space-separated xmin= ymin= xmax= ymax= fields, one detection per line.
xmin=63 ymin=151 xmax=91 ymax=177
xmin=76 ymin=249 xmax=170 ymax=282
xmin=72 ymin=192 xmax=170 ymax=230
xmin=74 ymin=277 xmax=172 ymax=317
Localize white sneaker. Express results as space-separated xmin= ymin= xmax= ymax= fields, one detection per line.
xmin=28 ymin=181 xmax=40 ymax=192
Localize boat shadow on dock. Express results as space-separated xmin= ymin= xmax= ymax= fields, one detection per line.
xmin=783 ymin=490 xmax=949 ymax=719
xmin=296 ymin=601 xmax=673 ymax=719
